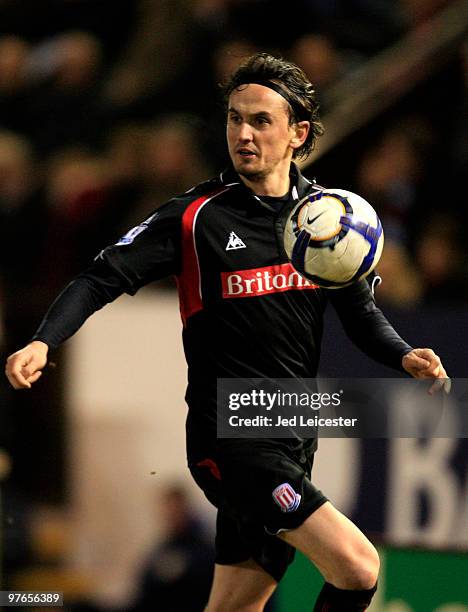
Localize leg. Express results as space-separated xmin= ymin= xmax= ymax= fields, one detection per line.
xmin=205 ymin=559 xmax=277 ymax=612
xmin=280 ymin=501 xmax=379 ymax=589
xmin=279 ymin=501 xmax=379 ymax=610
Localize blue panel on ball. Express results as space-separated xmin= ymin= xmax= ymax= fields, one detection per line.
xmin=339 ymin=216 xmax=383 ymax=280
xmin=291 ymin=229 xmax=311 ymax=276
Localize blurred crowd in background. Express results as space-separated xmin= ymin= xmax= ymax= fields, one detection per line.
xmin=0 ymin=0 xmax=466 ymax=346
xmin=0 ymin=0 xmax=467 ymax=609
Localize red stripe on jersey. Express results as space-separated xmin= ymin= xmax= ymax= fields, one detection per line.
xmin=177 ymin=188 xmax=227 ymax=326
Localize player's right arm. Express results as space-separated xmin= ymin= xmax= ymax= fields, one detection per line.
xmin=4 ymin=197 xmax=187 ymax=390
xmin=4 ymin=267 xmax=126 ymax=390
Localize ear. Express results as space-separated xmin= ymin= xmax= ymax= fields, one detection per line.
xmin=290 ymin=120 xmax=310 ymax=151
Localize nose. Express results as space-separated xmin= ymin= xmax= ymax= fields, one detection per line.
xmin=238 ymin=121 xmax=253 ymax=143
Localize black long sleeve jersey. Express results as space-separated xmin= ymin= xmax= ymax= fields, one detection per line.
xmin=33 ymin=164 xmax=411 ymax=446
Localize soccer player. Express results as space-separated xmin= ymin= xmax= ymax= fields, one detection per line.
xmin=5 ymin=54 xmax=448 ymax=611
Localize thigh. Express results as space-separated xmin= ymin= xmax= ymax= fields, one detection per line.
xmin=206 ymin=559 xmax=277 ymax=612
xmin=279 ymin=500 xmax=379 ymax=586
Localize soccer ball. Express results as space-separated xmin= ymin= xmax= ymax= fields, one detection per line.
xmin=284 ymin=189 xmax=384 ymax=288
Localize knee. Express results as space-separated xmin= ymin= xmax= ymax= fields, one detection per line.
xmin=335 ymin=544 xmax=380 ymax=590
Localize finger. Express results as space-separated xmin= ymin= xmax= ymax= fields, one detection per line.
xmin=7 ymin=369 xmax=31 ymax=389
xmin=428 ymin=377 xmax=451 ymax=395
xmin=407 ymin=355 xmax=431 ymax=370
xmin=27 ymin=371 xmax=43 ymax=384
xmin=6 ymin=358 xmax=31 ymax=389
xmin=428 ymin=368 xmax=451 ymax=395
xmin=21 ymin=363 xmax=39 ymax=379
xmin=436 ymin=365 xmax=452 ymax=394
xmin=11 ymin=352 xmax=34 ymax=370
xmin=428 ymin=378 xmax=444 ymax=395
xmin=416 ymin=370 xmax=440 ymax=380
xmin=423 ymin=362 xmax=441 ymax=377
xmin=7 ymin=361 xmax=43 ymax=389
xmin=418 ymin=354 xmax=442 ymax=376
xmin=414 ymin=348 xmax=436 ymax=360
xmin=438 ymin=365 xmax=448 ymax=378
xmin=22 ymin=352 xmax=47 ymax=377
xmin=414 ymin=348 xmax=440 ymax=369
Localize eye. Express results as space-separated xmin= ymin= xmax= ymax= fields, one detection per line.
xmin=255 ymin=116 xmax=270 ymax=126
xmin=228 ymin=113 xmax=241 ymax=124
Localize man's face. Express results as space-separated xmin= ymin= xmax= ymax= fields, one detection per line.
xmin=227 ymin=84 xmax=297 ymax=182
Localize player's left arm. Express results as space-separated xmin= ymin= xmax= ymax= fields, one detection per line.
xmin=328 ymin=279 xmax=449 ymax=391
xmin=328 ymin=278 xmax=411 ymax=371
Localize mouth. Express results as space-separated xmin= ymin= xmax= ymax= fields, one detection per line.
xmin=236 ymin=148 xmax=257 ymax=159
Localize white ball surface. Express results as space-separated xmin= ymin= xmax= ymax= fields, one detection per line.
xmin=284 ymin=189 xmax=384 ymax=288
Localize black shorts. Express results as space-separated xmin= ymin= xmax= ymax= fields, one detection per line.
xmin=189 ymin=437 xmax=327 ymax=582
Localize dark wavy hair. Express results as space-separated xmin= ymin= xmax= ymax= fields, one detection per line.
xmin=223 ymin=53 xmax=324 ymax=160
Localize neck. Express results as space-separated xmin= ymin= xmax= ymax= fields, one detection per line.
xmin=240 ymin=171 xmax=291 ymax=197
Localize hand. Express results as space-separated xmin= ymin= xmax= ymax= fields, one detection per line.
xmin=5 ymin=341 xmax=49 ymax=389
xmin=402 ymin=348 xmax=450 ymax=394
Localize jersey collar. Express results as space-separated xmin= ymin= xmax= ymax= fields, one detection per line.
xmin=219 ymin=163 xmax=316 ymax=200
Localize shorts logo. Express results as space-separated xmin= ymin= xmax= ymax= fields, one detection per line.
xmin=272 ymin=483 xmax=301 ymax=513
